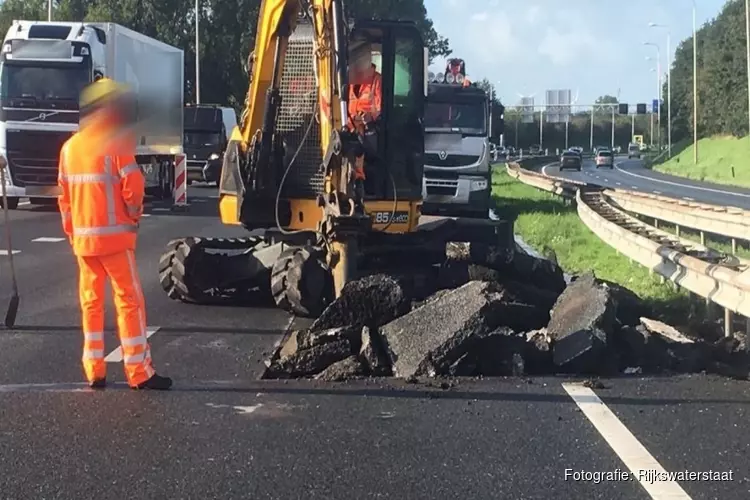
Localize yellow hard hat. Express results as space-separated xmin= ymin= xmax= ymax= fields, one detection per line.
xmin=80 ymin=77 xmax=131 ymax=110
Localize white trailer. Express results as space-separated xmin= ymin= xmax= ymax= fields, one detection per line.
xmin=0 ymin=20 xmax=185 ymax=209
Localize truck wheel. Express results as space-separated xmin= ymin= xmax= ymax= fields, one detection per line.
xmin=0 ymin=197 xmax=19 ymax=209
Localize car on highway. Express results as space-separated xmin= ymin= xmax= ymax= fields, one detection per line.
xmin=627 ymin=142 xmax=641 ymax=159
xmin=560 ymin=151 xmax=582 ymax=171
xmin=594 ymin=145 xmax=609 ymax=155
xmin=595 ymin=149 xmax=614 ymax=168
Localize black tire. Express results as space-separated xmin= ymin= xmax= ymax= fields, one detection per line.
xmin=270 ymin=246 xmax=333 ymax=317
xmin=0 ymin=197 xmax=19 ymax=209
xmin=158 ymin=238 xmax=185 ymax=299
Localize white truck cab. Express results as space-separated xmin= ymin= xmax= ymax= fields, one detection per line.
xmin=0 ymin=20 xmax=184 ymax=208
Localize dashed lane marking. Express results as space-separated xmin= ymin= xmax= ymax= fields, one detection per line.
xmin=563 ymin=384 xmax=692 ymax=499
xmin=0 ymin=250 xmax=20 ymax=255
xmin=104 ymin=326 xmax=161 ymax=363
xmin=682 ymin=197 xmax=694 ymax=201
xmin=32 ymin=237 xmax=65 ymax=242
xmin=631 ymin=186 xmax=639 ymax=189
xmin=616 ymin=182 xmax=621 ymax=186
xmin=152 ymin=208 xmax=170 ymax=212
xmin=654 ymin=191 xmax=661 ymax=195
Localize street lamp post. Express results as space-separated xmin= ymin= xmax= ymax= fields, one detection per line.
xmin=650 ymin=23 xmax=671 ymax=157
xmin=195 ymin=0 xmax=201 ymax=104
xmin=644 ymin=47 xmax=661 ymax=150
xmin=48 ymin=0 xmax=52 ymax=20
xmin=692 ymin=0 xmax=698 ymax=164
xmin=649 ymin=67 xmax=657 ymax=146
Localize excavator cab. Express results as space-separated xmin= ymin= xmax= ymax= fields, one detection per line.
xmin=344 ymin=22 xmax=425 ymax=203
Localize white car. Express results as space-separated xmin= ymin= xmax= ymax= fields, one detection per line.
xmin=595 ymin=150 xmax=614 ymax=168
xmin=627 ymin=143 xmax=641 ymax=159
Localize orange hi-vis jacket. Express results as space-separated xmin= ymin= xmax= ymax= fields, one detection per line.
xmin=348 ymin=69 xmax=382 ymax=124
xmin=58 ymin=123 xmax=145 ymax=257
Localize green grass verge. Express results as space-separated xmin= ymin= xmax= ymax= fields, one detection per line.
xmin=492 ymin=167 xmax=689 ymax=317
xmin=653 ymin=135 xmax=750 ymax=188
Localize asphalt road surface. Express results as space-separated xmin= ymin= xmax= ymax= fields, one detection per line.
xmin=0 ymin=185 xmax=748 ymax=499
xmin=543 ymin=157 xmax=750 ymax=210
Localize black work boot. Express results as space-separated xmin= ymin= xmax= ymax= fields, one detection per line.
xmin=89 ymin=378 xmax=106 ymax=389
xmin=133 ymin=374 xmax=173 ymax=390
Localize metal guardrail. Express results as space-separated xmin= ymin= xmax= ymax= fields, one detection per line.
xmin=506 ymin=158 xmax=750 ymax=337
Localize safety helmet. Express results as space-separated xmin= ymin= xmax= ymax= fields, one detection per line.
xmin=79 ymin=77 xmax=137 ymax=126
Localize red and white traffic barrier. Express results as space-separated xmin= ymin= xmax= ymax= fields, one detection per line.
xmin=172 ymin=153 xmax=188 ymax=210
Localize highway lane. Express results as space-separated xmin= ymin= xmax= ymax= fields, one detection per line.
xmin=543 ymin=158 xmax=750 ymax=210
xmin=0 ymin=185 xmax=748 ymax=498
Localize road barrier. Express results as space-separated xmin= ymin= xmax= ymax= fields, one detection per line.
xmin=172 ymin=153 xmax=188 ymax=211
xmin=506 ymin=158 xmax=750 ymax=338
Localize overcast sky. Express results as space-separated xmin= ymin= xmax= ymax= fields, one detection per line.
xmin=425 ymin=0 xmax=725 ymax=107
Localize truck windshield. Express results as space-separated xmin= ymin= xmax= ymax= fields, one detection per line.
xmin=0 ymin=63 xmax=89 ymax=106
xmin=425 ymin=100 xmax=487 ymax=135
xmin=184 ymin=131 xmax=222 ymax=147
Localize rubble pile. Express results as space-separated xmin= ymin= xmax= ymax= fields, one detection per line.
xmin=263 ymin=248 xmax=749 ymax=381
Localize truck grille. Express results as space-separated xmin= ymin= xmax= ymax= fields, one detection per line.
xmin=425 ymin=178 xmax=458 ymax=196
xmin=275 ymin=23 xmax=323 ymax=198
xmin=5 ymin=129 xmax=73 ymax=186
xmin=424 ymin=153 xmax=480 ymax=167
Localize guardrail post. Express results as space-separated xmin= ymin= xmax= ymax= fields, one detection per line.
xmin=732 ymin=238 xmax=737 ymax=254
xmin=700 ymin=231 xmax=705 ymax=245
xmin=705 ymin=299 xmax=714 ymax=320
xmin=653 ymin=218 xmax=659 ymax=229
xmin=675 ymin=224 xmax=680 ymax=237
xmin=724 ymin=308 xmax=733 ymax=338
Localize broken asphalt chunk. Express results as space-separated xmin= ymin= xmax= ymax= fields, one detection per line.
xmin=310 ymin=274 xmax=410 ymax=332
xmin=548 ymin=272 xmax=617 ymax=373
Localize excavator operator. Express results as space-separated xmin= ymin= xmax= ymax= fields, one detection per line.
xmin=347 ymin=38 xmax=382 ymax=198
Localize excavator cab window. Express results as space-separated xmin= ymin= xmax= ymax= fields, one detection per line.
xmin=349 ymin=22 xmax=424 ymax=202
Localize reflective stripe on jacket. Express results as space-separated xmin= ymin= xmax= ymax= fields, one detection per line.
xmin=58 ymin=131 xmax=145 ymax=257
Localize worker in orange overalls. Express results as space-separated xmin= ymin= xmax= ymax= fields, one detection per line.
xmin=347 ymin=39 xmax=382 ymax=202
xmin=58 ymin=78 xmax=171 ymax=390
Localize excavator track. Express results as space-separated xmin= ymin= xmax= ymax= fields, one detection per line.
xmin=159 ymin=235 xmax=269 ymax=305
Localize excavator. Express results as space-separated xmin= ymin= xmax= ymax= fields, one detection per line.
xmin=158 ymin=0 xmax=514 ymax=317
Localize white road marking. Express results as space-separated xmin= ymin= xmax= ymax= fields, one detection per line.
xmin=141 ymin=214 xmax=152 ymax=217
xmin=563 ymin=384 xmax=692 ymax=499
xmin=653 ymin=191 xmax=661 ymax=195
xmin=681 ymin=197 xmax=694 ymax=201
xmin=614 ymin=162 xmax=750 ymax=199
xmin=104 ymin=326 xmax=161 ymax=362
xmin=0 ymin=250 xmax=20 ymax=255
xmin=32 ymin=237 xmax=65 ymax=242
xmin=631 ymin=186 xmax=639 ymax=189
xmin=616 ymin=182 xmax=621 ymax=186
xmin=152 ymin=208 xmax=170 ymax=212
xmin=206 ymin=402 xmax=263 ymax=415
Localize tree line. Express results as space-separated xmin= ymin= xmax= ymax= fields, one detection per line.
xmin=668 ymin=0 xmax=747 ymax=141
xmin=0 ymin=0 xmax=451 ymax=109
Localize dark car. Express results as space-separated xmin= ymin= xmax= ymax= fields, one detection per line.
xmin=560 ymin=151 xmax=582 ymax=171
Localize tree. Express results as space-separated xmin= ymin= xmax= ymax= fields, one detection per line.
xmin=595 ymin=95 xmax=618 ymax=104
